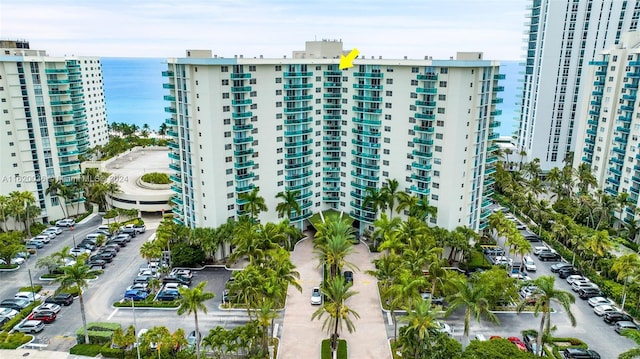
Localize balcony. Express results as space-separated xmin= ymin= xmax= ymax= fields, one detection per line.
xmin=233 ymin=124 xmax=253 ymax=131
xmin=56 ymin=140 xmax=77 ymax=147
xmin=613 ymin=147 xmax=626 ymax=155
xmin=284 ymin=95 xmax=313 ymax=101
xmin=170 ymin=175 xmax=182 ymax=183
xmin=233 ymin=136 xmax=254 ymax=144
xmin=284 ymin=128 xmax=313 ymax=136
xmin=417 ymin=74 xmax=438 ymax=80
xmin=411 ymin=173 xmax=432 ymax=183
xmin=415 ymin=113 xmax=436 ymax=120
xmin=168 ymin=152 xmax=181 ymax=160
xmin=60 ymin=169 xmax=82 ymax=176
xmin=352 ymin=117 xmax=381 ymax=126
xmin=284 ymin=139 xmax=313 ymax=147
xmin=352 ymin=150 xmax=378 ymax=159
xmin=353 ymin=95 xmax=382 ymax=102
xmin=164 ymin=107 xmax=177 ymax=114
xmin=350 ymin=171 xmax=379 ymax=182
xmin=59 ymin=160 xmax=80 ymax=167
xmin=323 ymin=93 xmax=342 ymax=98
xmin=284 ymin=117 xmax=312 ymax=125
xmin=352 ymin=139 xmax=381 ymax=148
xmin=163 ymin=83 xmax=175 ymax=89
xmin=234 ymin=148 xmax=254 ymax=156
xmin=172 ymin=196 xmax=184 ymax=206
xmin=288 ymin=180 xmax=313 ymax=191
xmin=351 ymin=160 xmax=380 ymax=170
xmin=414 ymin=125 xmax=435 ymax=133
xmin=234 ymin=161 xmax=255 ymax=169
xmin=413 ymin=138 xmax=434 ymax=145
xmin=232 ymin=99 xmax=253 ymax=105
xmin=490 ymin=110 xmax=502 ymax=116
xmin=412 ymin=162 xmax=432 ymax=171
xmin=161 ymin=70 xmax=174 ymax=77
xmin=58 ymin=150 xmax=79 ymax=157
xmin=610 ymin=167 xmax=622 ymax=176
xmin=284 ymin=83 xmax=313 ymax=89
xmin=167 ymin=130 xmax=179 ymax=137
xmin=230 ymin=73 xmax=251 ymax=79
xmin=623 ymin=94 xmax=637 ymax=101
xmin=353 ymin=84 xmax=382 ymax=90
xmin=231 ymin=86 xmax=252 ymax=92
xmin=415 ymin=100 xmax=436 ymax=107
xmin=608 ymin=177 xmax=621 ymax=185
xmin=493 ymin=86 xmax=505 ymax=92
xmin=352 ymin=106 xmax=382 ymax=114
xmin=169 ymin=163 xmax=181 ymax=171
xmin=45 ymin=68 xmax=68 ymax=74
xmin=416 ymin=87 xmax=437 ymax=94
xmin=285 ymin=160 xmax=313 ymax=169
xmin=491 ymin=98 xmax=504 ymax=104
xmin=493 ymin=74 xmax=506 ymax=80
xmin=409 ymin=185 xmax=430 ymax=196
xmin=284 ymin=71 xmax=313 ymax=77
xmin=54 ymin=130 xmax=76 ymax=137
xmin=323 ymin=196 xmax=340 ymax=202
xmin=486 ymin=156 xmax=498 ymax=164
xmin=485 ymin=167 xmax=497 ymax=176
xmin=285 ymin=150 xmax=313 ymax=159
xmin=232 ymin=112 xmax=253 ymax=119
xmin=235 ymin=172 xmax=255 ymax=181
xmin=284 ymin=106 xmax=313 ymax=113
xmin=353 ymin=72 xmax=383 ymax=78
xmin=285 ymin=171 xmax=313 ymax=181
xmin=236 ymin=184 xmax=256 ymax=193
xmin=412 ymin=149 xmax=433 ymax=158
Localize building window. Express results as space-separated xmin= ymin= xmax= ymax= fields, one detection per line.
xmin=275 ymin=65 xmax=282 ymax=71
xmin=222 ymin=79 xmax=229 ymax=85
xmin=223 ymin=106 xmax=230 ymax=112
xmin=437 ymin=107 xmax=445 ymax=114
xmin=221 ymin=66 xmax=228 ymax=72
xmin=411 ymin=80 xmax=418 ymax=86
xmin=385 ymin=103 xmax=392 ymax=108
xmin=383 ymin=149 xmax=390 ymax=154
xmin=386 ymin=78 xmax=393 ymax=84
xmin=225 ymin=156 xmax=232 ymax=162
xmin=276 ymin=102 xmax=282 ymax=107
xmin=438 ymin=94 xmax=446 ymax=101
xmin=439 ymin=81 xmax=447 ymax=87
xmin=276 ymin=78 xmax=282 ymax=83
xmin=440 ymin=68 xmax=448 ymax=74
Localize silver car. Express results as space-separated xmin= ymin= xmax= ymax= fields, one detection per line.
xmin=311 ymin=287 xmax=322 ymax=305
xmin=16 ymin=320 xmax=45 ymax=333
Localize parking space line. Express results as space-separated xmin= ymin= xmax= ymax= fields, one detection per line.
xmin=107 ymin=308 xmax=118 ymax=320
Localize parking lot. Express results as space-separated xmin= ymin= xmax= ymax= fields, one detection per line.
xmin=0 ymin=214 xmax=243 ymax=352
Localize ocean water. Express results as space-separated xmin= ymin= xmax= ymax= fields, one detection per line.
xmin=100 ymin=57 xmax=522 ymax=135
xmin=101 ymin=57 xmax=167 ymax=131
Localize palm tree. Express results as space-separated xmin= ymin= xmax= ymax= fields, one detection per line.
xmin=177 ymin=281 xmax=216 ymax=359
xmin=381 ymin=178 xmax=401 ymax=218
xmin=363 ymin=187 xmax=386 ymax=217
xmin=615 ymin=192 xmax=632 ymax=230
xmin=140 ymin=241 xmax=162 ymax=263
xmin=104 ymin=182 xmax=121 ymax=210
xmin=611 ymin=254 xmax=640 ymax=309
xmin=398 ymin=300 xmax=443 ymax=359
xmin=314 ymin=233 xmax=358 ymax=279
xmin=584 ymin=230 xmax=613 ymax=267
xmin=619 ymin=329 xmax=640 ymax=359
xmin=385 ymin=269 xmax=428 ymax=339
xmin=444 ymin=277 xmax=499 ymax=343
xmin=275 ymin=190 xmax=301 ymax=220
xmin=518 ymin=149 xmax=527 ymax=170
xmin=311 ymin=277 xmax=360 ymax=354
xmin=238 ymin=187 xmax=267 ymax=222
xmin=517 ymin=275 xmax=576 ymax=356
xmin=46 ymin=178 xmax=68 ymax=219
xmin=55 ymin=260 xmax=102 ymax=344
xmin=504 ymin=148 xmax=513 ymax=170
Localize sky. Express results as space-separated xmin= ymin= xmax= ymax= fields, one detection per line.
xmin=1 ymin=0 xmax=529 ymax=60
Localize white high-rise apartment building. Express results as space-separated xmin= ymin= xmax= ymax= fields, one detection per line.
xmin=0 ymin=40 xmax=108 ymax=222
xmin=164 ymin=41 xmax=503 ymax=232
xmin=574 ymin=31 xmax=640 ymax=224
xmin=517 ymin=0 xmax=640 ymax=171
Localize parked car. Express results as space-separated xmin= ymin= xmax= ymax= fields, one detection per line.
xmin=493 ymin=256 xmax=513 ymax=266
xmin=343 ymin=271 xmax=354 ymax=284
xmin=572 ymin=280 xmax=598 ymax=292
xmin=24 ymin=244 xmax=38 ymax=253
xmin=483 ymin=247 xmax=505 ymax=256
xmin=45 ymin=227 xmax=63 ymax=235
xmin=311 ymin=287 xmax=322 ymax=305
xmin=107 ymin=237 xmax=127 ymax=247
xmin=593 ymin=304 xmax=620 ymax=316
xmin=588 ymin=297 xmax=615 ymax=308
xmin=156 ymin=291 xmax=180 ymax=301
xmin=124 ymin=290 xmax=149 ymax=301
xmin=435 ymin=321 xmax=453 ymax=336
xmin=579 ymin=288 xmax=604 ymax=300
xmin=69 ymin=247 xmax=91 ymax=257
xmin=558 ymin=267 xmax=581 ymax=279
xmin=41 ymin=229 xmax=58 ymax=238
xmin=420 ymin=292 xmax=446 ymax=306
xmin=562 ymin=348 xmax=601 ymax=359
xmin=33 ymin=303 xmax=61 ymax=314
xmin=163 ymin=275 xmax=191 ymax=286
xmin=127 ymin=283 xmax=150 ymax=293
xmin=615 ymin=321 xmax=639 ymax=334
xmin=604 ymin=311 xmax=634 ymax=324
xmin=104 ymin=244 xmax=121 ymax=252
xmin=170 ymin=268 xmax=192 ymax=279
xmin=0 ymin=299 xmax=29 ymax=311
xmin=78 ymin=242 xmax=96 ymax=251
xmin=164 ymin=283 xmax=187 ymax=291
xmin=523 ymin=256 xmax=536 ymax=271
xmin=15 ymin=320 xmax=45 ymax=333
xmin=538 ymin=251 xmax=561 ymax=261
xmin=533 ymin=246 xmax=550 ymax=255
xmin=14 ymin=292 xmax=42 ymax=302
xmin=508 ymin=337 xmax=527 ymax=351
xmin=0 ymin=307 xmax=18 ymax=319
xmin=45 ymin=293 xmax=74 ymax=306
xmin=523 ymin=332 xmax=544 ymax=355
xmin=27 ymin=240 xmax=45 ymax=249
xmin=86 ymin=257 xmax=106 ymax=268
xmin=97 ymin=225 xmax=111 ymax=232
xmin=122 ymin=223 xmax=146 ymax=234
xmin=566 ymin=275 xmax=585 ymax=284
xmin=550 ymin=263 xmax=573 ymax=273
xmin=10 ymin=257 xmax=25 ymax=265
xmin=97 ymin=249 xmax=117 ymax=260
xmin=55 ymin=219 xmax=75 ymax=227
xmin=186 ymin=330 xmax=201 ymax=349
xmin=27 ymin=311 xmax=57 ymax=323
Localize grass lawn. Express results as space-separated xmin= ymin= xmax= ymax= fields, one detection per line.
xmin=321 ymin=339 xmax=347 ymax=359
xmin=309 ymin=209 xmax=354 ymax=230
xmin=468 ymin=250 xmax=492 ymax=269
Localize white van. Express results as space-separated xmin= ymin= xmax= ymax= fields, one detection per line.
xmin=524 ymin=256 xmax=537 ymax=271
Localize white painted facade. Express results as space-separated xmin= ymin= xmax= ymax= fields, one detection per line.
xmin=517 ymin=0 xmax=640 ymax=171
xmin=0 ymin=41 xmax=107 ymax=222
xmin=164 ymin=42 xmax=502 ymax=232
xmin=574 ymin=31 xmax=640 ymax=223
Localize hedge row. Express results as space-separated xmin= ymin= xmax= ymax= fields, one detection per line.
xmin=70 ymin=343 xmax=125 ymax=358
xmin=0 ymin=332 xmax=32 ymax=349
xmin=18 ymin=285 xmax=43 ymax=293
xmin=1 ymin=301 xmax=41 ymax=332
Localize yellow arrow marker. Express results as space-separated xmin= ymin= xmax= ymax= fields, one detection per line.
xmin=339 ymin=48 xmax=360 ymax=70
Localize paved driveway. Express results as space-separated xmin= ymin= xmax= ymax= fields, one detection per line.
xmin=280 ymin=236 xmax=390 ymax=358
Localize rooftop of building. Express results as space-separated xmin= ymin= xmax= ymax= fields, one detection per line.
xmin=103 ymin=147 xmax=173 ymax=197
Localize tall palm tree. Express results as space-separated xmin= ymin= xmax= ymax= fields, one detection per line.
xmin=55 ymin=260 xmax=102 ymax=344
xmin=372 ymin=213 xmax=402 ymax=248
xmin=104 ymin=181 xmax=121 ymax=210
xmin=504 ymin=148 xmax=513 ymax=170
xmin=444 ymin=277 xmax=499 ymax=343
xmin=311 ymin=277 xmax=360 ymax=353
xmin=275 ymin=190 xmax=301 ymax=220
xmin=611 ymin=254 xmax=640 ymax=309
xmin=584 ymin=230 xmax=613 ymax=267
xmin=518 ymin=149 xmax=527 ymax=170
xmin=363 ymin=187 xmax=387 ymax=217
xmin=385 ymin=269 xmax=428 ymax=339
xmin=238 ymin=187 xmax=267 ymax=222
xmin=619 ymin=329 xmax=640 ymax=359
xmin=398 ymin=300 xmax=443 ymax=359
xmin=140 ymin=241 xmax=162 ymax=263
xmin=177 ymin=281 xmax=216 ymax=359
xmin=46 ymin=178 xmax=69 ymax=219
xmin=615 ymin=192 xmax=631 ymax=230
xmin=380 ymin=178 xmax=400 ymax=218
xmin=517 ymin=275 xmax=576 ymax=356
xmin=314 ymin=233 xmax=358 ymax=279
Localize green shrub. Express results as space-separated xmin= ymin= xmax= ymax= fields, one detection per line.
xmin=74 ymin=204 xmax=94 ymax=222
xmin=75 ymin=330 xmax=115 ymax=345
xmin=58 ymin=286 xmax=80 ymax=296
xmin=321 ymin=339 xmax=347 ymax=359
xmin=41 ymin=273 xmax=62 ymax=279
xmin=18 ymin=285 xmax=43 ymax=293
xmin=0 ymin=264 xmax=19 ymax=270
xmin=141 ymin=172 xmax=171 ymax=184
xmin=0 ymin=332 xmax=32 ymax=349
xmin=70 ymin=343 xmax=104 ymax=356
xmin=87 ymin=322 xmax=122 ymax=332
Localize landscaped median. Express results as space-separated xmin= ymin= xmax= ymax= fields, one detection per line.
xmin=521 ymin=329 xmax=589 ymax=358
xmin=321 ymin=339 xmax=347 ymax=359
xmin=112 ymin=297 xmax=179 ymax=309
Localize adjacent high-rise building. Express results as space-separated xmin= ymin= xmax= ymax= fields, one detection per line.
xmin=574 ymin=31 xmax=640 ymax=224
xmin=164 ymin=41 xmax=503 ymax=232
xmin=0 ymin=40 xmax=108 ymax=222
xmin=517 ymin=0 xmax=640 ymax=171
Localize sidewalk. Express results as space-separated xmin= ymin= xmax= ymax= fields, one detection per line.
xmin=0 ymin=349 xmax=94 ymax=359
xmin=279 ymin=236 xmax=391 ymax=358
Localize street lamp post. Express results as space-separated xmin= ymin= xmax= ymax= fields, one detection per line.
xmin=24 ymin=200 xmax=31 ymax=238
xmin=131 ymin=298 xmax=141 ymax=359
xmin=28 ymin=268 xmax=35 ymax=302
xmin=72 ymin=235 xmax=76 ymax=248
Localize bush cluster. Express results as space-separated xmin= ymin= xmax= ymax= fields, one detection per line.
xmin=1 ymin=301 xmax=40 ymax=332
xmin=321 ymin=339 xmax=347 ymax=359
xmin=0 ymin=331 xmax=32 ymax=349
xmin=141 ymin=172 xmax=171 ymax=184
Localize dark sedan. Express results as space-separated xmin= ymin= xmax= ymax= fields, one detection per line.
xmin=45 ymin=293 xmax=74 ymax=306
xmin=578 ymin=288 xmax=604 ymax=300
xmin=604 ymin=312 xmax=634 ymax=324
xmin=558 ymin=268 xmax=581 ymax=279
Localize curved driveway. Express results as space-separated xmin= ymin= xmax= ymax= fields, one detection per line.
xmin=280 ymin=237 xmax=390 ymax=358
